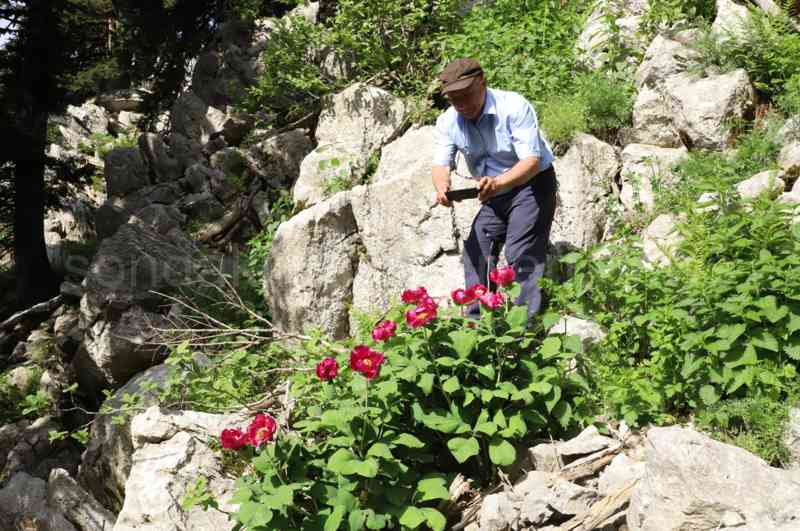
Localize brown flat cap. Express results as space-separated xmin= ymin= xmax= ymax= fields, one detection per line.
xmin=439 ymin=58 xmax=483 ymax=93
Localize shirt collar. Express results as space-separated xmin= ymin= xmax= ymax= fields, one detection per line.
xmin=481 ymin=89 xmax=497 ymax=118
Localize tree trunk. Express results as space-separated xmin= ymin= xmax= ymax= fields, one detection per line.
xmin=12 ymin=0 xmax=61 ymax=308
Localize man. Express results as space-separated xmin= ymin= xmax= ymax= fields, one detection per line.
xmin=431 ymin=58 xmax=557 ymax=324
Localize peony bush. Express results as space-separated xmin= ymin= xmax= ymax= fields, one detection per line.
xmin=218 ymin=270 xmax=589 ymax=530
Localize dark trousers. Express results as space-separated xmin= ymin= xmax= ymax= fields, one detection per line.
xmin=464 ymin=166 xmax=557 ymax=324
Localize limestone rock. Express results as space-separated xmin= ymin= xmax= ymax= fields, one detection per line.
xmin=642 ymin=213 xmax=682 ymax=266
xmin=635 ymin=33 xmax=700 ymax=89
xmin=293 ymin=143 xmax=366 ymax=208
xmin=779 ymin=141 xmax=800 ymax=175
xmin=265 ymin=192 xmax=359 ymax=339
xmin=598 ymin=453 xmax=646 ymax=496
xmin=631 ymin=86 xmax=683 ymax=147
xmin=104 ymin=147 xmax=150 ymax=198
xmin=711 ymin=0 xmax=753 ymax=41
xmin=548 ymin=315 xmax=607 ymax=351
xmin=0 ymin=472 xmax=76 ymax=531
xmin=477 ymin=493 xmax=518 ymax=531
xmin=96 ymin=89 xmax=148 ymax=113
xmin=248 ymin=128 xmax=313 ymax=187
xmin=551 ymin=134 xmax=620 ymax=251
xmin=66 ymin=102 xmax=110 ymax=138
xmin=620 ymin=143 xmax=688 ymax=213
xmin=44 ymin=195 xmax=97 ymax=275
xmin=784 ymin=406 xmax=800 ymax=470
xmin=171 ymin=91 xmax=227 ymax=144
xmin=736 ymin=169 xmax=785 ymax=199
xmin=662 ymin=70 xmax=755 ymax=150
xmin=515 ymin=471 xmax=598 ymax=526
xmin=139 ymin=133 xmax=182 ymax=184
xmin=576 ymin=0 xmax=649 ymax=69
xmin=113 ymin=407 xmax=243 ymax=531
xmin=557 ymin=425 xmax=616 ymax=458
xmin=47 ymin=468 xmax=116 ymax=531
xmin=628 ymin=426 xmax=800 ymax=531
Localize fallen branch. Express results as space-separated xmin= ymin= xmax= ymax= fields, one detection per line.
xmin=0 ymin=295 xmax=63 ymax=331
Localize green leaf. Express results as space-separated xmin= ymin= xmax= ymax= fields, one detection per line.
xmin=399 ymin=506 xmax=426 ymax=529
xmin=327 ymin=449 xmax=357 ymax=474
xmin=544 ymin=386 xmax=562 ymax=413
xmin=540 ymin=337 xmax=561 ymax=358
xmin=757 ymin=296 xmax=789 ymax=323
xmin=752 ymin=330 xmax=780 ymax=352
xmin=350 ymin=459 xmax=379 ymax=478
xmin=366 ymin=510 xmax=389 ymax=529
xmin=393 ymin=433 xmax=426 ymax=448
xmin=788 ymin=313 xmax=800 ymax=335
xmin=416 ymin=476 xmax=450 ymax=502
xmin=699 ymin=384 xmax=719 ymax=406
xmin=418 ymin=373 xmax=434 ymax=395
xmin=477 ymin=365 xmax=496 ymax=380
xmin=447 ymin=437 xmax=480 ymax=464
xmin=529 ymin=381 xmax=552 ymax=395
xmin=506 ymin=306 xmax=529 ymax=329
xmin=442 ymin=376 xmax=461 ymax=394
xmin=367 ymin=443 xmax=394 ymax=460
xmin=349 ymin=509 xmax=366 ymax=531
xmin=723 ymin=344 xmax=758 ymax=369
xmin=560 ymin=252 xmax=582 ymax=264
xmin=541 ymin=312 xmax=561 ymax=329
xmin=423 ymin=508 xmax=447 ymax=531
xmin=489 ymin=437 xmax=517 ymax=466
xmin=552 ymin=400 xmax=572 ymax=429
xmin=325 ymin=505 xmax=346 ymax=531
xmin=475 ymin=421 xmax=498 ymax=436
xmin=449 ymin=330 xmax=478 ymax=359
xmin=501 ymin=413 xmax=527 ymax=438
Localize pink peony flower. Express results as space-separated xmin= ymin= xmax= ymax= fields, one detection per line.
xmin=451 ymin=288 xmax=476 ymax=305
xmin=467 ymin=284 xmax=488 ymax=299
xmin=489 ymin=265 xmax=516 ymax=287
xmin=371 ymin=320 xmax=397 ymax=342
xmin=350 ymin=345 xmax=386 ymax=380
xmin=220 ymin=428 xmax=249 ymax=450
xmin=247 ymin=414 xmax=278 ymax=447
xmin=418 ymin=296 xmax=438 ymax=310
xmin=401 ymin=286 xmax=429 ymax=304
xmin=316 ymin=357 xmax=339 ymax=381
xmin=479 ymin=291 xmax=505 ymax=310
xmin=406 ymin=304 xmax=437 ymax=328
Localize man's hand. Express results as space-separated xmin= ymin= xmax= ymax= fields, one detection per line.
xmin=478 ymin=177 xmax=500 ymax=202
xmin=436 ymin=187 xmax=452 ymax=207
xmin=432 ymin=165 xmax=452 ymax=207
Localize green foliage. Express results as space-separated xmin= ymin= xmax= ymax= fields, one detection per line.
xmin=84 ymin=131 xmax=139 ymax=159
xmin=222 ymin=284 xmax=590 ymax=530
xmin=244 ymin=189 xmax=294 ymax=297
xmin=638 ymin=0 xmax=716 ymax=41
xmin=539 ymin=96 xmax=587 ymax=146
xmin=0 ymin=366 xmax=46 ymax=425
xmin=776 ymin=72 xmax=800 ymax=117
xmin=696 ymin=394 xmax=794 ymax=465
xmin=442 ymin=0 xmax=585 ymax=107
xmin=690 ymin=9 xmax=800 ymax=97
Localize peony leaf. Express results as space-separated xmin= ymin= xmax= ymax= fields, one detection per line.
xmin=447 ymin=437 xmax=480 ymax=464
xmin=324 ymin=505 xmax=346 ymax=531
xmin=399 ymin=506 xmax=426 ymax=529
xmin=367 ymin=443 xmax=394 ymax=460
xmin=442 ymin=375 xmax=461 ymax=394
xmin=423 ymin=508 xmax=447 ymax=531
xmin=540 ymin=337 xmax=561 ymax=358
xmin=416 ymin=476 xmax=450 ymax=502
xmin=489 ymin=437 xmax=517 ymax=466
xmin=449 ymin=329 xmax=477 ymax=359
xmin=699 ymin=384 xmax=719 ymax=406
xmin=393 ymin=433 xmax=426 ymax=448
xmin=348 ymin=509 xmax=366 ymax=531
xmin=418 ymin=373 xmax=434 ymax=395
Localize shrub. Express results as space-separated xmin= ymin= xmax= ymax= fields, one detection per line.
xmin=776 ymin=72 xmax=800 ymax=116
xmin=539 ymin=95 xmax=587 ymax=146
xmin=213 ymin=277 xmax=591 ymax=530
xmin=638 ymin=0 xmax=716 ymax=41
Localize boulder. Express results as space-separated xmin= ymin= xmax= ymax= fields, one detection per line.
xmin=635 ymin=33 xmax=700 ymax=89
xmin=66 ymin=102 xmax=110 ymax=138
xmin=662 ymin=69 xmax=755 ymax=150
xmin=598 ymin=453 xmax=646 ymax=496
xmin=168 ymin=132 xmax=204 ymax=170
xmin=628 ymin=426 xmax=800 ymax=531
xmin=293 ymin=143 xmax=367 ymax=208
xmin=104 ymin=147 xmax=150 ymax=198
xmin=550 ymin=134 xmax=620 ymax=251
xmin=44 ymin=195 xmax=97 ymax=275
xmin=548 ymin=316 xmax=607 ymax=351
xmin=620 ymin=143 xmax=688 ymax=213
xmin=94 ymin=183 xmax=183 ymax=239
xmin=576 ymin=0 xmax=650 ymax=69
xmin=631 ymin=85 xmax=683 ymax=147
xmin=249 ymin=128 xmax=313 ymax=187
xmin=265 ymin=192 xmax=359 ymax=339
xmin=171 ymin=91 xmax=228 ymax=144
xmin=779 ymin=141 xmax=800 ymax=175
xmin=477 ymin=493 xmax=518 ymax=531
xmin=515 ymin=471 xmax=598 ymax=526
xmin=711 ymin=0 xmax=753 ymax=41
xmin=777 ymin=116 xmax=800 ymax=144
xmin=642 ymin=213 xmax=682 ymax=266
xmin=785 ymin=405 xmax=800 ymax=470
xmin=0 ymin=472 xmax=77 ymax=531
xmin=138 ymin=133 xmax=182 ymax=184
xmin=47 ymin=468 xmax=116 ymax=531
xmin=736 ymin=169 xmax=785 ymax=199
xmin=112 ymin=406 xmax=244 ymax=531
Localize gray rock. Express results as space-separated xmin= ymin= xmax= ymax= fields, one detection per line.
xmin=576 ymin=0 xmax=649 ymax=69
xmin=104 ymin=147 xmax=150 ymax=198
xmin=139 ymin=133 xmax=182 ymax=183
xmin=293 ymin=143 xmax=367 ymax=208
xmin=784 ymin=406 xmax=800 ymax=469
xmin=47 ymin=468 xmax=116 ymax=531
xmin=548 ymin=315 xmax=607 ymax=351
xmin=171 ymin=91 xmax=227 ymax=144
xmin=168 ymin=132 xmax=204 ymax=170
xmin=711 ymin=0 xmax=753 ymax=41
xmin=777 ymin=116 xmax=800 ymax=144
xmin=631 ymin=85 xmax=683 ymax=147
xmin=67 ymin=102 xmax=110 ymax=138
xmin=530 ymin=443 xmax=561 ymax=472
xmin=620 ymin=143 xmax=688 ymax=214
xmin=663 ymin=70 xmax=755 ymax=150
xmin=736 ymin=170 xmax=785 ymax=199
xmin=642 ymin=213 xmax=682 ymax=266
xmin=178 ymin=192 xmax=226 ymax=222
xmin=248 ymin=128 xmax=312 ymax=187
xmin=628 ymin=427 xmax=800 ymax=531
xmin=516 ymin=470 xmax=598 ymax=526
xmin=558 ymin=425 xmax=616 ymax=458
xmin=220 ymin=111 xmax=255 ymax=146
xmin=44 ymin=195 xmax=97 ymax=275
xmin=551 ymin=134 xmax=620 ymax=251
xmin=113 ymin=406 xmax=243 ymax=531
xmin=635 ymin=33 xmax=700 ymax=89
xmin=779 ymin=141 xmax=800 ymax=175
xmin=0 ymin=472 xmax=77 ymax=531
xmin=598 ymin=453 xmax=646 ymax=496
xmin=265 ymin=192 xmax=359 ymax=339
xmin=96 ymin=89 xmax=148 ymax=113
xmin=695 ymin=191 xmax=720 ymax=213
xmin=477 ymin=493 xmax=518 ymax=531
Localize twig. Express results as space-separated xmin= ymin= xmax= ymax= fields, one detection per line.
xmin=0 ymin=295 xmax=63 ymax=331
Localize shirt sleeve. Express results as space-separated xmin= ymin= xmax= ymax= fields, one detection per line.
xmin=509 ymin=97 xmax=542 ymax=161
xmin=432 ymin=114 xmax=457 ymax=168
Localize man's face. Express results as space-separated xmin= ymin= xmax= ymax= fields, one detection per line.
xmin=445 ymin=76 xmax=486 ymax=121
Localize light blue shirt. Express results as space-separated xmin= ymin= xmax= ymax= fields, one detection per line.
xmin=432 ymin=88 xmax=554 ymax=180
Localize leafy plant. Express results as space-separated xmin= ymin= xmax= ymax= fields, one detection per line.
xmin=638 ymin=0 xmax=716 ymax=41
xmin=776 ymin=72 xmax=800 ymax=117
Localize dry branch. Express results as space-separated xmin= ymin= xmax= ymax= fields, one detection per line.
xmin=0 ymin=295 xmax=63 ymax=331
xmin=559 ymin=479 xmax=638 ymax=531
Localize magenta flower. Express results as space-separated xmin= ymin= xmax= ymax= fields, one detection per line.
xmin=371 ymin=320 xmax=397 ymax=342
xmin=451 ymin=288 xmax=476 ymax=305
xmin=247 ymin=414 xmax=278 ymax=447
xmin=489 ymin=265 xmax=516 ymax=287
xmin=220 ymin=428 xmax=249 ymax=450
xmin=316 ymin=357 xmax=339 ymax=381
xmin=479 ymin=291 xmax=505 ymax=310
xmin=467 ymin=284 xmax=488 ymax=299
xmin=350 ymin=345 xmax=386 ymax=380
xmin=401 ymin=286 xmax=429 ymax=304
xmin=406 ymin=304 xmax=437 ymax=328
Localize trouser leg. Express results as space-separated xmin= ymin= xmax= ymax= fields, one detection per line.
xmin=504 ymin=169 xmax=557 ymax=323
xmin=463 ymin=204 xmax=506 ymax=319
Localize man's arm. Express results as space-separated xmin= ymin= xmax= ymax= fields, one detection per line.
xmin=477 ymin=156 xmax=540 ymax=202
xmin=432 ymin=164 xmax=452 ymax=207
